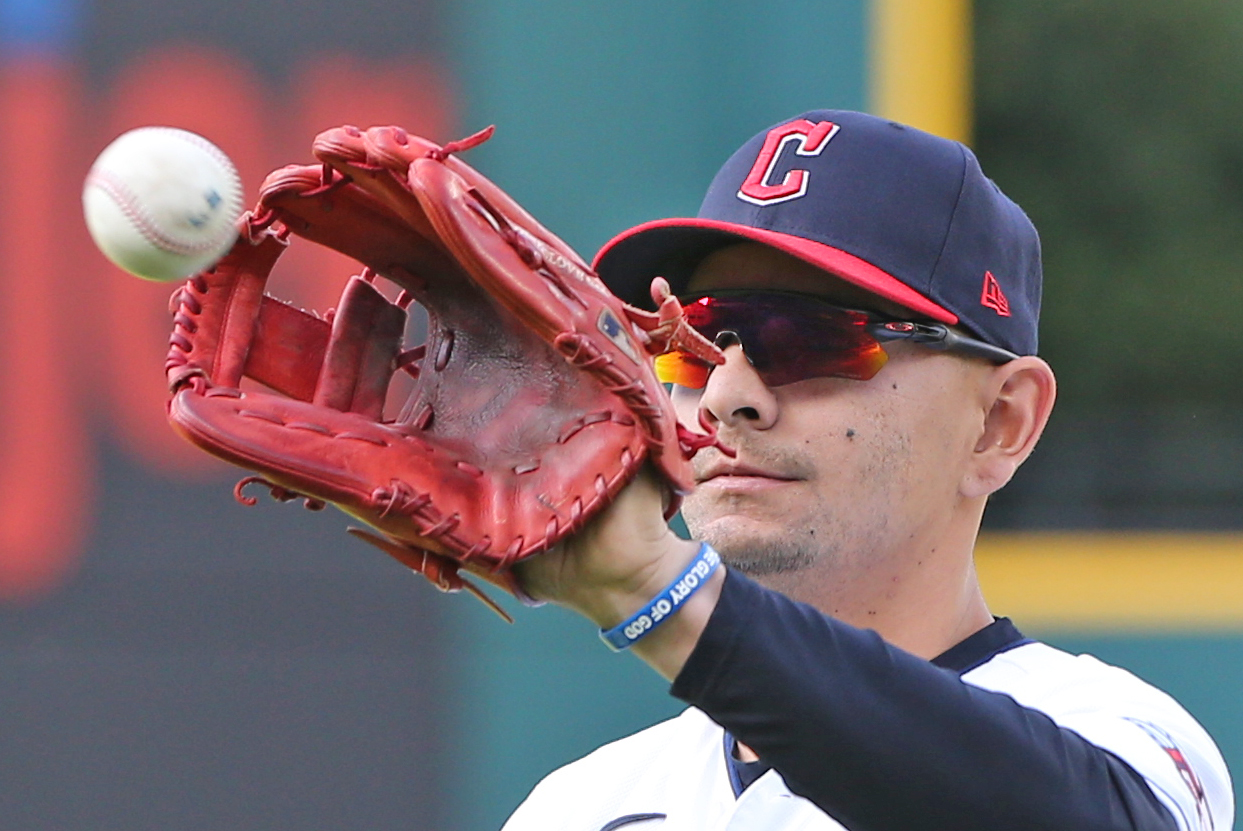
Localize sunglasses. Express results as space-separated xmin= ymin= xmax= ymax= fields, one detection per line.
xmin=654 ymin=290 xmax=1021 ymax=389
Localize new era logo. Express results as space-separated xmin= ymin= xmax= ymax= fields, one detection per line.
xmin=981 ymin=271 xmax=1011 ymax=317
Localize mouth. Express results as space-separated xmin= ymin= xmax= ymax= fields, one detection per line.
xmin=696 ymin=460 xmax=801 ymax=487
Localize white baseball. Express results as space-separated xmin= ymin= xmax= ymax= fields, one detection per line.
xmin=83 ymin=126 xmax=244 ymax=282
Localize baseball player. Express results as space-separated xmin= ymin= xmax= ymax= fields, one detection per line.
xmin=503 ymin=111 xmax=1234 ymax=830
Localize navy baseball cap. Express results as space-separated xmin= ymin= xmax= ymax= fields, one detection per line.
xmin=594 ymin=110 xmax=1042 ymax=355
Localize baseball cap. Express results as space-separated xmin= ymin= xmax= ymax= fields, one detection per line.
xmin=593 ymin=110 xmax=1042 ymax=355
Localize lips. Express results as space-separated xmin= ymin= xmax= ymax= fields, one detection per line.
xmin=696 ymin=459 xmax=799 ymax=485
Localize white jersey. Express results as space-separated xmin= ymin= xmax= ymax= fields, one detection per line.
xmin=503 ymin=640 xmax=1231 ymax=831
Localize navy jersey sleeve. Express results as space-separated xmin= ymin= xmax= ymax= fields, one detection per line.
xmin=669 ymin=569 xmax=1176 ymax=831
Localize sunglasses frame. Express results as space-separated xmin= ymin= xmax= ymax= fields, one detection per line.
xmin=664 ymin=289 xmax=1022 ymax=388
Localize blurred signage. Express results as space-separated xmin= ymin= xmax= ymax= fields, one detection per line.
xmin=0 ymin=43 xmax=455 ymax=600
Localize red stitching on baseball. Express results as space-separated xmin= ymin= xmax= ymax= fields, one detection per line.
xmin=87 ymin=127 xmax=243 ymax=257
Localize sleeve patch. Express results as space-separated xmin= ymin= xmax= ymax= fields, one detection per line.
xmin=1125 ymin=718 xmax=1214 ymax=831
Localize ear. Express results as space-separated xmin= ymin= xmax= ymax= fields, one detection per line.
xmin=960 ymin=356 xmax=1057 ymax=499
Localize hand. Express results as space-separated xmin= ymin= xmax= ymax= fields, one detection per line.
xmin=516 ymin=465 xmax=694 ymax=622
xmin=515 ymin=466 xmax=724 ymax=679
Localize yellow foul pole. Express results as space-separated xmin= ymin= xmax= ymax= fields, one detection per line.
xmin=870 ymin=0 xmax=973 ymax=144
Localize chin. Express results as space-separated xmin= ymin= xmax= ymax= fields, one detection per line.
xmin=683 ymin=511 xmax=822 ymax=577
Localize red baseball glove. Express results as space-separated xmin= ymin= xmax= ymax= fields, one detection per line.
xmin=164 ymin=124 xmax=727 ymax=618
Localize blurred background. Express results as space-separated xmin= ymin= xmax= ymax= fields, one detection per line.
xmin=1 ymin=0 xmax=1240 ymax=828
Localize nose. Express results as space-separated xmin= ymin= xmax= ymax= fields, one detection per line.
xmin=675 ymin=344 xmax=779 ymax=431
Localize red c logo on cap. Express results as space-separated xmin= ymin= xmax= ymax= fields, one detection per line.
xmin=737 ymin=119 xmax=839 ymax=206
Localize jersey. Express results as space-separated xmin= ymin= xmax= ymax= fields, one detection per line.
xmin=503 ymin=571 xmax=1232 ymax=831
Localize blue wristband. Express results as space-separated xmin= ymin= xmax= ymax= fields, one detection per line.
xmin=599 ymin=543 xmax=722 ymax=651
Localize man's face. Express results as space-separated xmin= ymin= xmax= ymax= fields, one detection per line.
xmin=673 ymin=243 xmax=992 ymax=603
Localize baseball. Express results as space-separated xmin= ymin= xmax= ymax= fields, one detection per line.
xmin=83 ymin=126 xmax=244 ymax=282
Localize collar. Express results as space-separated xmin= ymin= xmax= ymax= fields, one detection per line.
xmin=931 ymin=616 xmax=1031 ymax=674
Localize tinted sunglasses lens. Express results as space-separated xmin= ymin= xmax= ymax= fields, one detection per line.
xmin=667 ymin=294 xmax=890 ymax=388
xmin=655 ymin=350 xmax=713 ymax=387
xmin=761 ymin=336 xmax=888 ymax=386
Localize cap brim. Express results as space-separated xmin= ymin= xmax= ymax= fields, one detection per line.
xmin=593 ymin=217 xmax=957 ymax=324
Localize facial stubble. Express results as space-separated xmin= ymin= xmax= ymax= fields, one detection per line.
xmin=681 ymin=444 xmax=837 ymax=577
